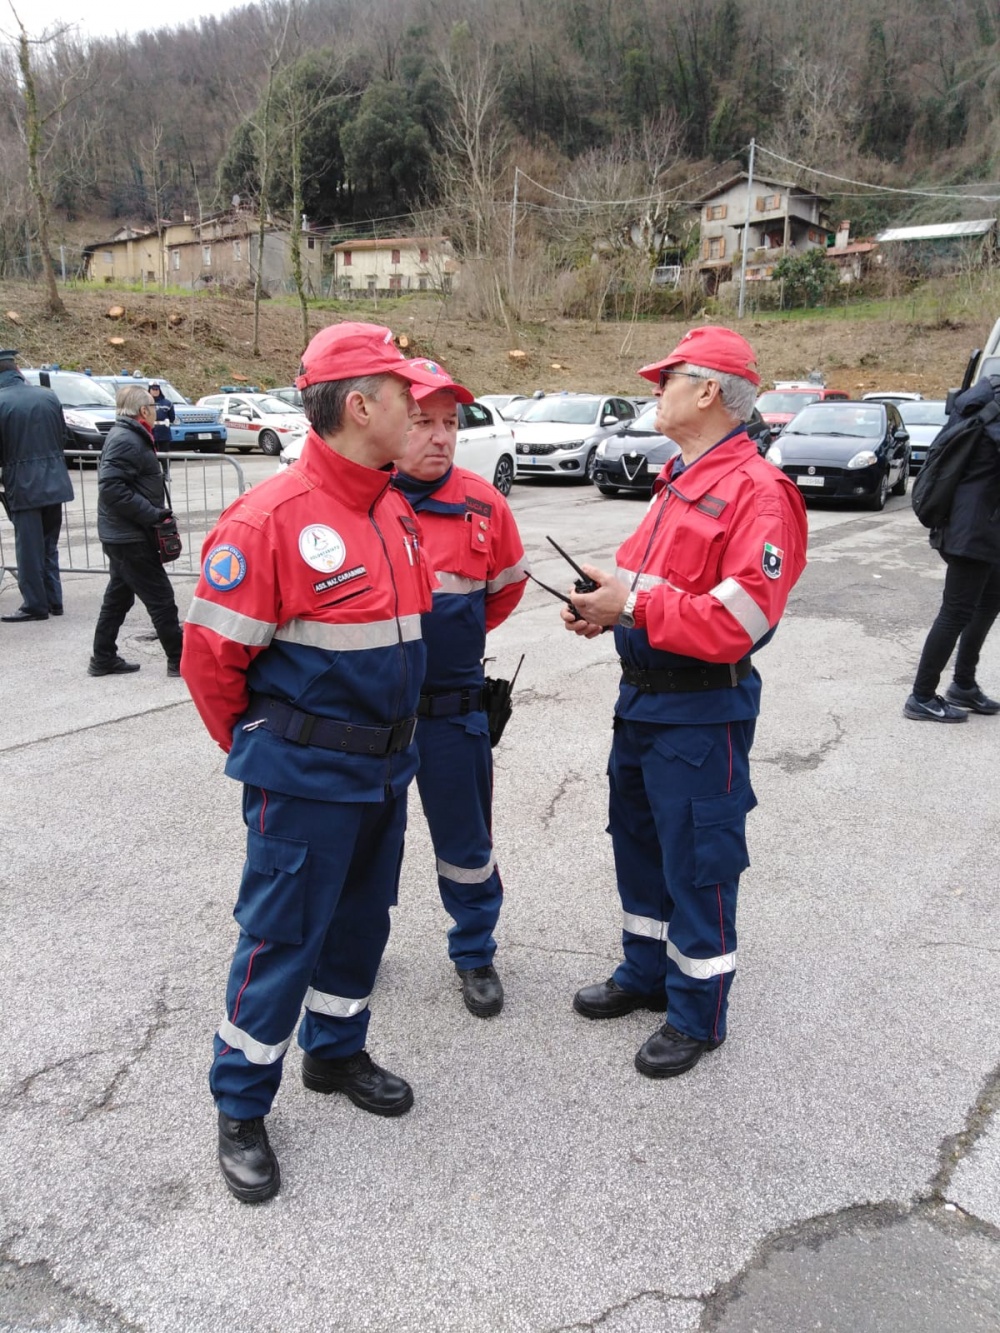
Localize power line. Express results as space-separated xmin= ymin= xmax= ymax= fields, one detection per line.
xmin=756 ymin=144 xmax=1000 ymax=204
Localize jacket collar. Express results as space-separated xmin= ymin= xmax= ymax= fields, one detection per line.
xmin=652 ymin=428 xmax=756 ymax=501
xmin=296 ymin=429 xmax=394 ymax=510
xmin=114 ymin=414 xmax=156 ymax=444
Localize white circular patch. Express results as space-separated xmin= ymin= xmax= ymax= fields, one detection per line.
xmin=298 ymin=524 xmax=346 ymax=573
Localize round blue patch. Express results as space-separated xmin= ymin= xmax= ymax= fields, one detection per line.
xmin=204 ymin=544 xmax=247 ymax=591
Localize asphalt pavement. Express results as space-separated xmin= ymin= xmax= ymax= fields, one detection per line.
xmin=1 ymin=465 xmax=998 ymax=1332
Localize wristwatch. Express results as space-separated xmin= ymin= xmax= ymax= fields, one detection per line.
xmin=619 ymin=589 xmax=639 ymax=629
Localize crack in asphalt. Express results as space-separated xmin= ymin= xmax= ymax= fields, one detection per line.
xmin=0 ymin=1237 xmax=144 ymax=1331
xmin=754 ymin=714 xmax=846 ymax=773
xmin=542 ymin=771 xmax=586 ymax=830
xmin=543 ymin=1290 xmax=700 ymax=1332
xmin=931 ymin=1058 xmax=1000 ymax=1198
xmin=77 ymin=993 xmax=173 ymax=1121
xmin=0 ymin=699 xmax=191 ymax=756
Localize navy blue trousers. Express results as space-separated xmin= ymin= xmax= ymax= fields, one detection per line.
xmin=210 ymin=785 xmax=406 ymax=1120
xmin=607 ymin=718 xmax=757 ymax=1044
xmin=11 ymin=503 xmax=63 ymax=615
xmin=414 ymin=712 xmax=502 ymax=968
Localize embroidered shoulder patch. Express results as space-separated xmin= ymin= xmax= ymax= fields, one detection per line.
xmin=204 ymin=544 xmax=247 ymax=591
xmin=465 ymin=495 xmax=493 ymax=518
xmin=762 ymin=542 xmax=783 ymax=579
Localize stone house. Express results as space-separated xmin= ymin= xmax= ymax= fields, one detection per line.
xmin=329 ymin=237 xmax=458 ymax=295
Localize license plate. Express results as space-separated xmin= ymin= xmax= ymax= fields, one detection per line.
xmin=197 ymin=433 xmax=213 ymax=440
xmin=796 ymin=475 xmax=825 ymax=487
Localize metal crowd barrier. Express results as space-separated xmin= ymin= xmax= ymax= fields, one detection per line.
xmin=0 ymin=451 xmax=249 ymax=579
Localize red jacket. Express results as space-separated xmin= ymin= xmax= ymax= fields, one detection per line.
xmin=182 ymin=432 xmax=436 ymax=800
xmin=614 ymin=427 xmax=808 ymax=724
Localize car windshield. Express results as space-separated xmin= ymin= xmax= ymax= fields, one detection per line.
xmin=150 ymin=380 xmax=188 ymax=404
xmin=898 ymin=401 xmax=947 ymax=426
xmin=30 ymin=374 xmax=116 ymax=408
xmin=518 ymin=398 xmax=602 ymax=425
xmin=787 ymin=405 xmax=883 ymax=437
xmin=252 ymin=397 xmax=299 ymax=414
xmin=627 ymin=404 xmax=660 ymax=431
xmin=756 ymin=391 xmax=820 ymax=413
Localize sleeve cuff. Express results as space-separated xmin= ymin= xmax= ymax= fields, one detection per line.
xmin=632 ymin=592 xmax=649 ymax=628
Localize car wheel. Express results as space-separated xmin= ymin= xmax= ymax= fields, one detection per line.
xmin=868 ymin=471 xmax=890 ymax=510
xmin=585 ymin=447 xmax=597 ymax=482
xmin=259 ymin=430 xmax=281 ymax=456
xmin=891 ymin=457 xmax=909 ymax=496
xmin=492 ymin=454 xmax=514 ymax=496
xmin=237 ymin=446 xmax=253 ymax=455
xmin=597 ymin=484 xmax=619 ymax=496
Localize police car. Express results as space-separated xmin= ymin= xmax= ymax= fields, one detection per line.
xmin=196 ymin=391 xmax=309 ymax=456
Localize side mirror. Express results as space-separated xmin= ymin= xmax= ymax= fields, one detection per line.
xmin=602 ymin=414 xmax=618 ymax=426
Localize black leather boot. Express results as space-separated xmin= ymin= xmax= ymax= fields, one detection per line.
xmin=573 ymin=977 xmax=668 ymax=1019
xmin=634 ymin=1022 xmax=724 ymax=1079
xmin=217 ymin=1113 xmax=280 ymax=1203
xmin=301 ymin=1050 xmax=414 ymax=1116
xmin=456 ymin=963 xmax=504 ymax=1017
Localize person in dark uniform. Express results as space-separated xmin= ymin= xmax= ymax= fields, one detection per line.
xmin=0 ymin=349 xmax=74 ymax=621
xmin=147 ymin=383 xmax=175 ymax=450
xmin=89 ymin=385 xmax=184 ymax=677
xmin=393 ymin=367 xmax=528 ymax=1017
xmin=562 ymin=327 xmax=809 ymax=1078
xmin=183 ymin=323 xmax=447 ymax=1204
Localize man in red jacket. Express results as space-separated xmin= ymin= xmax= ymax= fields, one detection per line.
xmin=393 ymin=370 xmax=527 ymax=1018
xmin=182 ymin=323 xmax=443 ymax=1203
xmin=562 ymin=326 xmax=808 ymax=1078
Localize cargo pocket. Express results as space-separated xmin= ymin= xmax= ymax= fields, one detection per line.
xmin=691 ymin=782 xmax=758 ymax=887
xmin=234 ymin=830 xmax=309 ymax=944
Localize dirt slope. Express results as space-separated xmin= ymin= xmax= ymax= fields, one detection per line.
xmin=0 ymin=282 xmax=987 ymax=401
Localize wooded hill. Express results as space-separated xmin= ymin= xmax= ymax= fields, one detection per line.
xmin=3 ymin=0 xmax=1000 ymax=275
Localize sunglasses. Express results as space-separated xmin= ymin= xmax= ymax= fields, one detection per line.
xmin=658 ymin=368 xmax=706 ymax=390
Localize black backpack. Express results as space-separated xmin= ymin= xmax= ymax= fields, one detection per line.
xmin=911 ymin=397 xmax=1000 ymax=529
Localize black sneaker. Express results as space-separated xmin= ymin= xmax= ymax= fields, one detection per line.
xmin=945 ymin=682 xmax=1000 ymax=715
xmin=87 ymin=656 xmax=141 ymax=677
xmin=167 ymin=661 xmax=182 ymax=677
xmin=903 ymin=693 xmax=967 ymax=723
xmin=456 ymin=963 xmax=504 ymax=1017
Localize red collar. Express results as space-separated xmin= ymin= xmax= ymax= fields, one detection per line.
xmin=652 ymin=430 xmax=756 ymax=499
xmin=296 ymin=430 xmax=394 ymax=510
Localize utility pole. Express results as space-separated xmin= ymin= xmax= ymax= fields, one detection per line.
xmin=508 ymin=167 xmax=519 ymax=294
xmin=738 ymin=138 xmax=755 ymax=320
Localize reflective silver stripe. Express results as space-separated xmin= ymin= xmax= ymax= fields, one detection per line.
xmin=667 ymin=938 xmax=736 ymax=979
xmin=437 ymin=854 xmax=496 ymax=884
xmin=435 ymin=572 xmax=487 ymax=595
xmin=304 ymin=987 xmax=371 ymax=1018
xmin=616 ymin=567 xmax=678 ymax=593
xmin=622 ymin=910 xmax=668 ymax=941
xmin=710 ymin=577 xmax=771 ymax=643
xmin=274 ymin=613 xmax=422 ymax=652
xmin=218 ymin=1017 xmax=292 ymax=1065
xmin=487 ymin=560 xmax=529 ymax=594
xmin=186 ymin=596 xmax=276 ymax=646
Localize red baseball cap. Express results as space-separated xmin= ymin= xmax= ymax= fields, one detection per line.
xmin=639 ymin=325 xmax=760 ymax=387
xmin=295 ymin=322 xmax=453 ymax=392
xmin=411 ymin=365 xmax=474 ymax=406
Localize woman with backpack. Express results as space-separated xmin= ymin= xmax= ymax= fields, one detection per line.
xmin=905 ymin=376 xmax=1000 ymax=722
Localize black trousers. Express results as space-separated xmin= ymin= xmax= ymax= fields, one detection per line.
xmin=12 ymin=503 xmax=63 ymax=615
xmin=93 ymin=540 xmax=183 ymax=665
xmin=913 ymin=553 xmax=1000 ymax=697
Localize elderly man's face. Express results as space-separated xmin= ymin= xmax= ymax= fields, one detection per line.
xmin=654 ymin=365 xmax=712 ymax=439
xmin=398 ymin=389 xmax=459 ymax=481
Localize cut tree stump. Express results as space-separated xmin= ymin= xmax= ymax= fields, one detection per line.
xmin=5 ymin=311 xmax=20 ymax=324
xmin=508 ymin=349 xmax=527 ymax=362
xmin=106 ymin=306 xmax=125 ymax=319
xmin=108 ymin=336 xmax=125 ymax=347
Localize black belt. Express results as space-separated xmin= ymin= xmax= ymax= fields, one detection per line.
xmin=417 ymin=686 xmax=485 ymax=718
xmin=245 ymin=695 xmax=417 ymax=756
xmin=620 ymin=658 xmax=752 ymax=692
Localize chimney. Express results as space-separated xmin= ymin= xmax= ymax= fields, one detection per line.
xmin=836 ymin=220 xmax=851 ymax=248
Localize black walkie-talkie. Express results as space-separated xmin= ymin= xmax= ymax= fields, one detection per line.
xmin=545 ymin=535 xmax=599 ymax=594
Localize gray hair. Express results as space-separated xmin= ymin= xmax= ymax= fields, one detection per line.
xmin=683 ymin=363 xmax=757 ymax=424
xmin=301 ymin=373 xmax=395 ymax=437
xmin=116 ymin=385 xmax=155 ymax=418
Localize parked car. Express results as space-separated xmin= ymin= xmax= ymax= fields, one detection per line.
xmin=196 ymin=392 xmax=309 ymax=455
xmin=277 ymin=400 xmax=518 ymax=495
xmin=861 ymin=391 xmax=924 ymax=404
xmin=477 ymin=393 xmax=529 ymax=421
xmin=591 ymin=404 xmax=678 ymax=496
xmin=756 ymin=385 xmax=849 ymax=443
xmin=21 ymin=369 xmax=117 ymax=453
xmin=93 ymin=375 xmax=227 ymax=453
xmin=512 ymin=393 xmax=637 ymax=482
xmin=268 ymin=385 xmax=303 ymax=409
xmin=897 ymin=399 xmax=948 ymax=472
xmin=765 ymin=400 xmax=910 ymax=509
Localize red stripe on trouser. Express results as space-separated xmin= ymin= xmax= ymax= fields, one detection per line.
xmin=713 ymin=723 xmax=734 ymax=1042
xmin=219 ymin=937 xmax=267 ymax=1056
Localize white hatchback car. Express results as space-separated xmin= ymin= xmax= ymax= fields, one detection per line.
xmin=196 ymin=392 xmax=309 ymax=456
xmin=277 ymin=400 xmax=518 ymax=495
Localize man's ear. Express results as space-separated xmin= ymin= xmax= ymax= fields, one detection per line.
xmin=343 ymin=389 xmax=370 ymax=428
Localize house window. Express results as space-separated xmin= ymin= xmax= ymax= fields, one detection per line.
xmin=103 ymin=250 xmax=113 ymax=263
xmin=146 ymin=270 xmax=155 ymax=283
xmin=442 ymin=274 xmax=452 ymax=294
xmin=307 ymin=237 xmax=315 ymax=250
xmin=343 ymin=250 xmax=352 ymax=266
xmin=391 ymin=249 xmax=400 ymax=265
xmin=388 ymin=274 xmax=402 ymax=291
xmin=171 ymin=250 xmax=180 ymax=271
xmin=757 ymin=194 xmax=782 ymax=211
xmin=708 ymin=237 xmax=726 ymax=259
xmin=340 ymin=277 xmax=352 ymax=291
xmin=367 ymin=277 xmax=376 ymax=293
xmin=233 ymin=240 xmax=242 ymax=260
xmin=705 ymin=204 xmax=727 ymax=221
xmin=202 ymin=245 xmax=212 ymax=266
xmin=419 ymin=247 xmax=429 ymax=263
xmin=418 ymin=276 xmax=428 ymax=291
